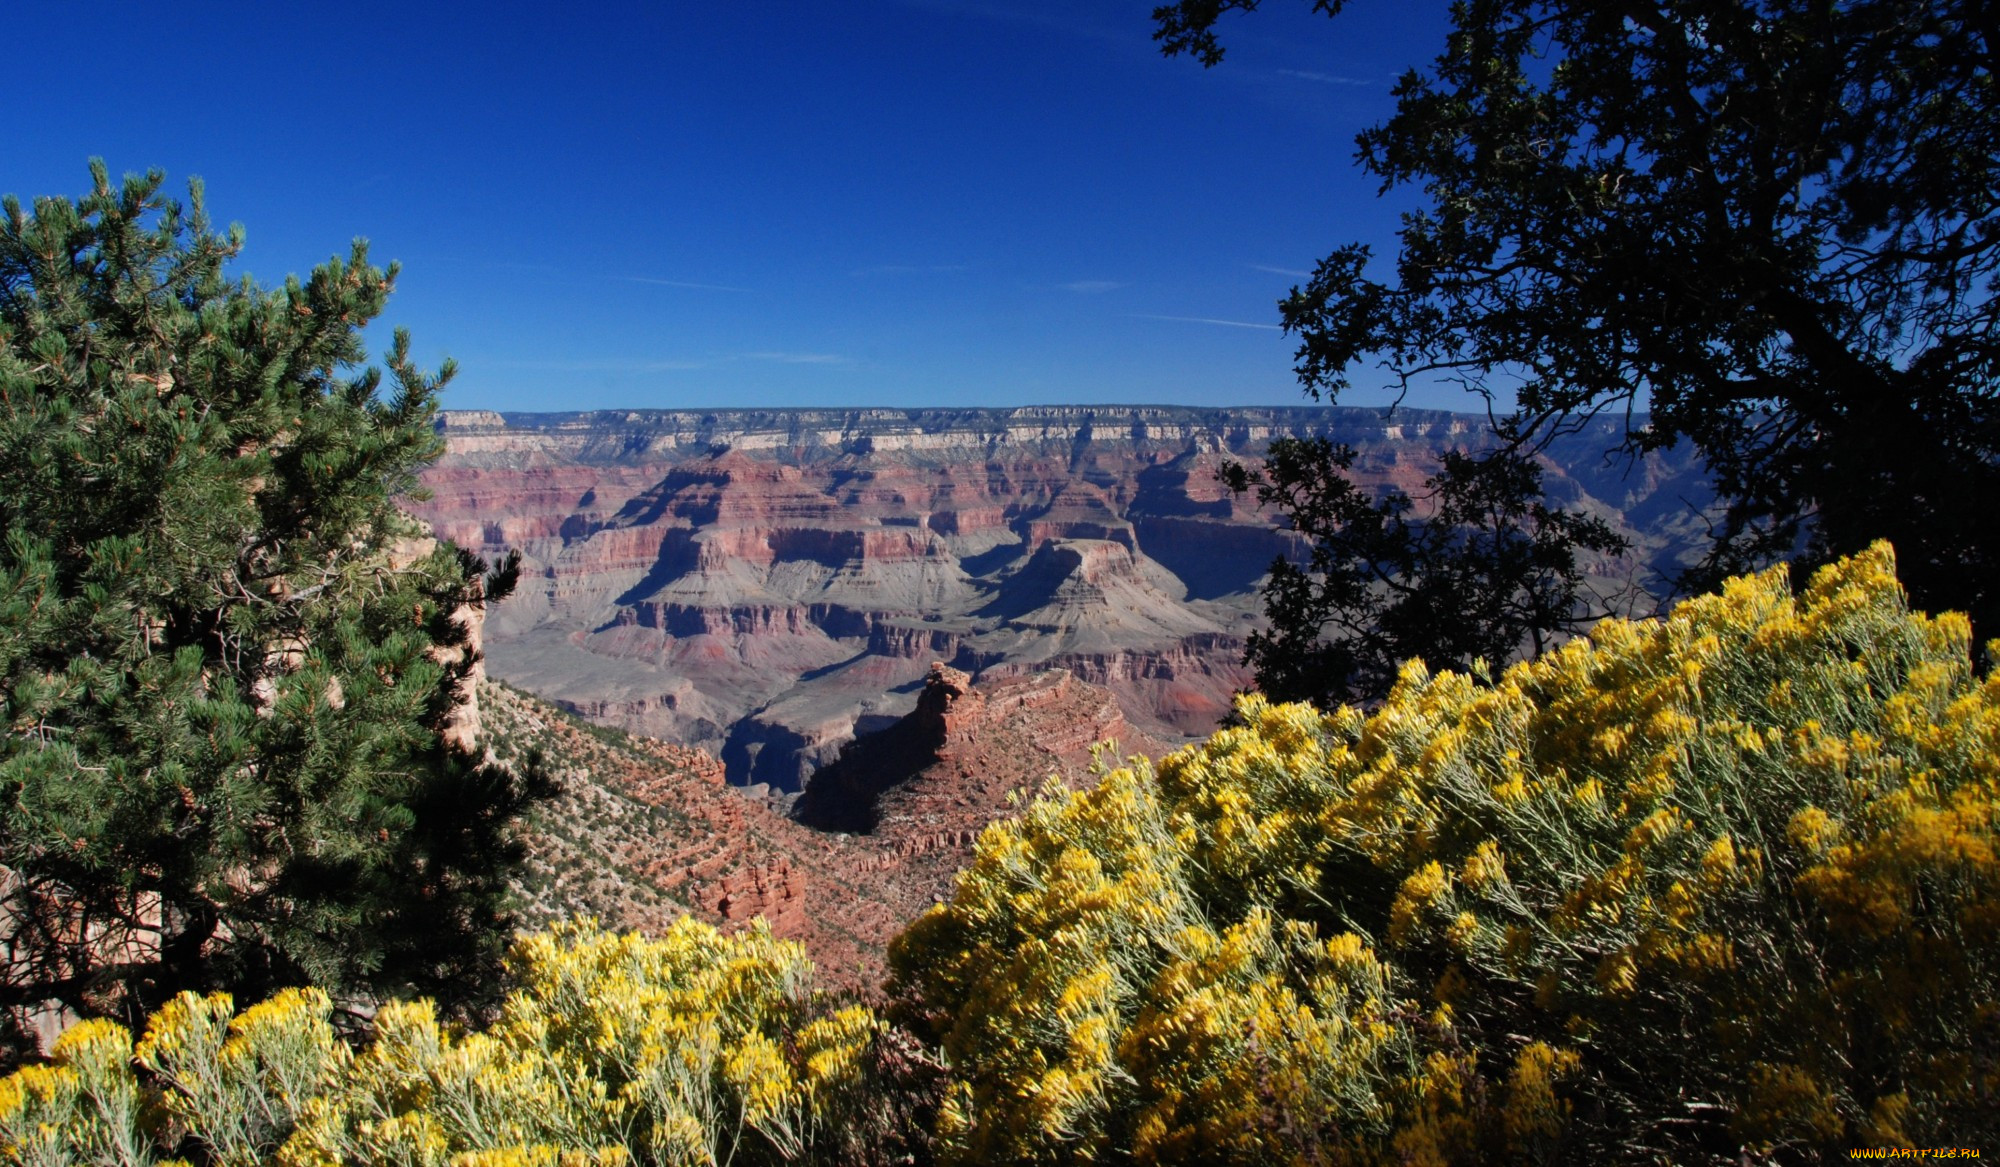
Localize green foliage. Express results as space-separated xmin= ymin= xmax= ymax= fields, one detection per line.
xmin=0 ymin=163 xmax=543 ymax=1054
xmin=888 ymin=544 xmax=2000 ymax=1163
xmin=1159 ymin=0 xmax=2000 ymax=642
xmin=1225 ymin=441 xmax=1627 ymax=706
xmin=0 ymin=919 xmax=892 ymax=1166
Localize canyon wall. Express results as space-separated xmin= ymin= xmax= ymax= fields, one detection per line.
xmin=490 ymin=664 xmax=1170 ymax=987
xmin=411 ymin=406 xmax=1706 ymax=788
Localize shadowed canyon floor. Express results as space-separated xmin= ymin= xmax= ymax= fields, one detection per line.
xmin=412 ymin=406 xmax=1708 ymax=791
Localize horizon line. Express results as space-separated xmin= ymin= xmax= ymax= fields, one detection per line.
xmin=432 ymin=401 xmax=1541 ymax=420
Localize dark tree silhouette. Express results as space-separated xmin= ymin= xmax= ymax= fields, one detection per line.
xmin=1226 ymin=441 xmax=1626 ymax=706
xmin=1159 ymin=0 xmax=2000 ymax=667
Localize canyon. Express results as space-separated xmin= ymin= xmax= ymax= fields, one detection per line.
xmin=489 ymin=663 xmax=1165 ymax=987
xmin=410 ymin=405 xmax=1708 ymax=791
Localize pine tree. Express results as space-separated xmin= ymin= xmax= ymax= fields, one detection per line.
xmin=0 ymin=162 xmax=545 ymax=1061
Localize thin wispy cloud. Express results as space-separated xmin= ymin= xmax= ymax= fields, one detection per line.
xmin=1127 ymin=313 xmax=1283 ymax=331
xmin=1061 ymin=280 xmax=1127 ymax=294
xmin=1250 ymin=263 xmax=1313 ymax=279
xmin=743 ymin=351 xmax=852 ymax=365
xmin=621 ymin=276 xmax=755 ymax=293
xmin=851 ymin=263 xmax=970 ymax=277
xmin=1277 ymin=67 xmax=1375 ymax=87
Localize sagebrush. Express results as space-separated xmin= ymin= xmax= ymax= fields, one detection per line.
xmin=889 ymin=542 xmax=1999 ymax=1164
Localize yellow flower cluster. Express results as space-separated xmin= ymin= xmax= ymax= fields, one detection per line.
xmin=1 ymin=919 xmax=877 ymax=1166
xmin=889 ymin=763 xmax=1406 ymax=1166
xmin=890 ymin=543 xmax=2000 ymax=1163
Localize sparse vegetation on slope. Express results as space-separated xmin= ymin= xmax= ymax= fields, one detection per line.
xmin=484 ymin=680 xmax=706 ymax=931
xmin=478 ymin=679 xmax=906 ymax=987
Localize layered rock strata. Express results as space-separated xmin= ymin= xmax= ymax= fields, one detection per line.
xmin=412 ymin=406 xmax=1704 ymax=787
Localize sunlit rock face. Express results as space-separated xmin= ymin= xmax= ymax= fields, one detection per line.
xmin=487 ymin=664 xmax=1168 ymax=989
xmin=412 ymin=406 xmax=1707 ymax=788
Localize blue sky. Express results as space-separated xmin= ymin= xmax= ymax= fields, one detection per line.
xmin=10 ymin=1 xmax=1456 ymax=412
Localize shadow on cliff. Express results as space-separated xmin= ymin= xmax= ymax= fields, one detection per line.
xmin=791 ymin=667 xmax=961 ymax=834
xmin=972 ymin=542 xmax=1082 ymax=622
xmin=610 ymin=531 xmax=697 ymax=610
xmin=720 ymin=718 xmax=824 ymax=795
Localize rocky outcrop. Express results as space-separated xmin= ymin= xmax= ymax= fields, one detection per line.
xmin=494 ymin=667 xmax=1159 ymax=988
xmin=797 ymin=662 xmax=1166 ymax=832
xmin=792 ymin=663 xmax=1169 ymax=939
xmin=410 ymin=406 xmax=1707 ymax=787
xmin=386 ymin=529 xmax=488 ymax=755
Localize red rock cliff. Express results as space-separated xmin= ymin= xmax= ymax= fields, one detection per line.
xmin=411 ymin=406 xmax=1706 ymax=789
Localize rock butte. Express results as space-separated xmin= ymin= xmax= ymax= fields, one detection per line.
xmin=490 ymin=663 xmax=1166 ymax=986
xmin=411 ymin=405 xmax=1707 ymax=790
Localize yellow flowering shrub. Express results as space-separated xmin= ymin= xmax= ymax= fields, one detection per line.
xmin=0 ymin=919 xmax=880 ymax=1166
xmin=0 ymin=1020 xmax=150 ymax=1167
xmin=889 ymin=543 xmax=2000 ymax=1163
xmin=889 ymin=752 xmax=1417 ymax=1166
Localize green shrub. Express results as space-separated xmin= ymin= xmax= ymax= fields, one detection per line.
xmin=888 ymin=543 xmax=2000 ymax=1164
